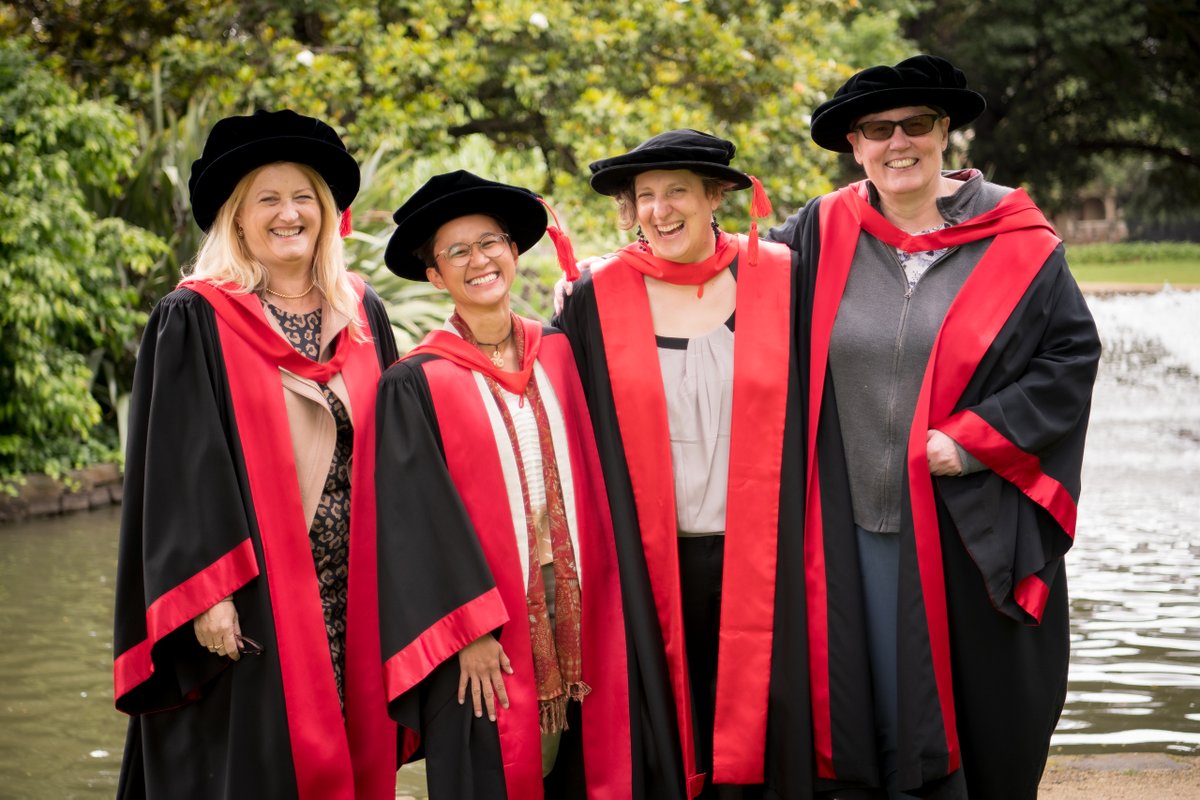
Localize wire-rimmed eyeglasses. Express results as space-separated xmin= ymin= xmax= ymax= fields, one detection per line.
xmin=435 ymin=233 xmax=512 ymax=268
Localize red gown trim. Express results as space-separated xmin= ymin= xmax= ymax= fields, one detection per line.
xmin=710 ymin=238 xmax=793 ymax=784
xmin=415 ymin=330 xmax=633 ymax=799
xmin=113 ymin=538 xmax=259 ymax=699
xmin=806 ymin=185 xmax=1061 ymax=779
xmin=382 ymin=586 xmax=509 ymax=700
xmin=936 ymin=409 xmax=1079 ymax=541
xmin=592 ymin=234 xmax=792 ymax=792
xmin=183 ymin=276 xmax=397 ymax=799
xmin=804 ymin=197 xmax=859 ymax=777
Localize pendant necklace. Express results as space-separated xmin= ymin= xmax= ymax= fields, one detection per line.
xmin=476 ymin=324 xmax=514 ymax=369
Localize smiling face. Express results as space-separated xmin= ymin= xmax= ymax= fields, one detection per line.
xmin=847 ymin=105 xmax=950 ymax=204
xmin=633 ymin=169 xmax=722 ymax=264
xmin=425 ymin=214 xmax=518 ymax=315
xmin=236 ymin=163 xmax=322 ymax=275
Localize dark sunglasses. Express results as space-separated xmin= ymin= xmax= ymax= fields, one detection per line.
xmin=854 ymin=113 xmax=942 ymax=141
xmin=235 ymin=634 xmax=264 ymax=656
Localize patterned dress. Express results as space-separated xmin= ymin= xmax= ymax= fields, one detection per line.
xmin=268 ymin=304 xmax=352 ymax=708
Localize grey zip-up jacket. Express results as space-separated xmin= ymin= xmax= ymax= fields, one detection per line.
xmin=772 ymin=172 xmax=1010 ymax=532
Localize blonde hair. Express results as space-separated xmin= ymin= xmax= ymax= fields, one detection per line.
xmin=187 ymin=163 xmax=366 ymax=340
xmin=612 ymin=174 xmax=732 ymax=231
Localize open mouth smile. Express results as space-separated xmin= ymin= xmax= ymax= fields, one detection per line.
xmin=467 ymin=272 xmax=500 ymax=287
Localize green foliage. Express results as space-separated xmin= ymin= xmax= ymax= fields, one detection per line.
xmin=906 ymin=0 xmax=1200 ymax=216
xmin=7 ymin=0 xmax=917 ymax=214
xmin=0 ymin=40 xmax=169 ymax=486
xmin=1 ymin=0 xmax=925 ymax=476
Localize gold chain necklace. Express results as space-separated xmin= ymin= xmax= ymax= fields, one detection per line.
xmin=264 ymin=280 xmax=315 ymax=300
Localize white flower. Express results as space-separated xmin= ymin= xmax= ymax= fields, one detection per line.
xmin=529 ymin=12 xmax=549 ymax=30
xmin=296 ymin=49 xmax=315 ymax=67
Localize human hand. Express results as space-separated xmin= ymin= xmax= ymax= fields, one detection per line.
xmin=193 ymin=597 xmax=242 ymax=661
xmin=457 ymin=634 xmax=513 ymax=721
xmin=552 ymin=255 xmax=607 ymax=315
xmin=926 ymin=429 xmax=964 ymax=476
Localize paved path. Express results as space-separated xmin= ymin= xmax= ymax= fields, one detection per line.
xmin=1040 ymin=754 xmax=1200 ymax=799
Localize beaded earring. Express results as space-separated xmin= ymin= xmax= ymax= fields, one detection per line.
xmin=636 ymin=225 xmax=650 ymax=252
xmin=711 ymin=218 xmax=721 ymax=239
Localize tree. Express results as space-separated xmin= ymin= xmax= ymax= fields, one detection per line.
xmin=0 ymin=40 xmax=168 ymax=486
xmin=0 ymin=2 xmax=921 ymax=478
xmin=906 ymin=0 xmax=1200 ymax=217
xmin=4 ymin=0 xmax=917 ymax=221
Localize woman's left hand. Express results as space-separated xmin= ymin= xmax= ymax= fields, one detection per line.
xmin=926 ymin=429 xmax=964 ymax=476
xmin=193 ymin=597 xmax=242 ymax=661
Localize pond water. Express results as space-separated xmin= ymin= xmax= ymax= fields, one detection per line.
xmin=1052 ymin=288 xmax=1200 ymax=754
xmin=0 ymin=289 xmax=1196 ymax=797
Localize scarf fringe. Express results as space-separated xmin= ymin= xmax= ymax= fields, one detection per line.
xmin=538 ymin=681 xmax=592 ymax=735
xmin=540 ymin=694 xmax=569 ymax=735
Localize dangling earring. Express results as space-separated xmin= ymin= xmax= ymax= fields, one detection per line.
xmin=711 ymin=218 xmax=721 ymax=240
xmin=636 ymin=225 xmax=650 ymax=252
xmin=236 ymin=226 xmax=245 ymax=239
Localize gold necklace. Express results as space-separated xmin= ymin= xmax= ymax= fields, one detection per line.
xmin=264 ymin=280 xmax=315 ymax=300
xmin=475 ymin=324 xmax=514 ymax=368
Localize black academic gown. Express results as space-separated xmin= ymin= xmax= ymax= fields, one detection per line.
xmin=769 ymin=182 xmax=1101 ymax=799
xmin=553 ymin=235 xmax=813 ymax=800
xmin=374 ymin=323 xmax=633 ymax=800
xmin=113 ymin=279 xmax=399 ymax=800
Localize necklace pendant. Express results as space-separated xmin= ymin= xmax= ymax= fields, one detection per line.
xmin=490 ymin=350 xmax=504 ymax=369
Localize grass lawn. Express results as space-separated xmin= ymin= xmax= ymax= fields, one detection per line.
xmin=1069 ymin=260 xmax=1200 ymax=286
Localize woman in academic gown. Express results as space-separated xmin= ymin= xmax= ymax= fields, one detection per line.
xmin=375 ymin=170 xmax=631 ymax=800
xmin=766 ymin=55 xmax=1101 ymax=799
xmin=553 ymin=130 xmax=809 ymax=799
xmin=113 ymin=109 xmax=400 ymax=799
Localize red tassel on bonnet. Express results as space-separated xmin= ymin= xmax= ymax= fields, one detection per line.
xmin=747 ymin=175 xmax=773 ymax=267
xmin=339 ymin=207 xmax=353 ymax=238
xmin=538 ymin=197 xmax=580 ymax=281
